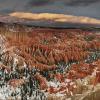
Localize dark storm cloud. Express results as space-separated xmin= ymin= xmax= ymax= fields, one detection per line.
xmin=28 ymin=0 xmax=53 ymax=6
xmin=28 ymin=0 xmax=100 ymax=7
xmin=0 ymin=0 xmax=100 ymax=19
xmin=64 ymin=0 xmax=100 ymax=6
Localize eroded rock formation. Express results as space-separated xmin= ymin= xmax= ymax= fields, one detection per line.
xmin=0 ymin=23 xmax=99 ymax=100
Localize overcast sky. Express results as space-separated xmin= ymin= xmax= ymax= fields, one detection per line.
xmin=0 ymin=0 xmax=100 ymax=19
